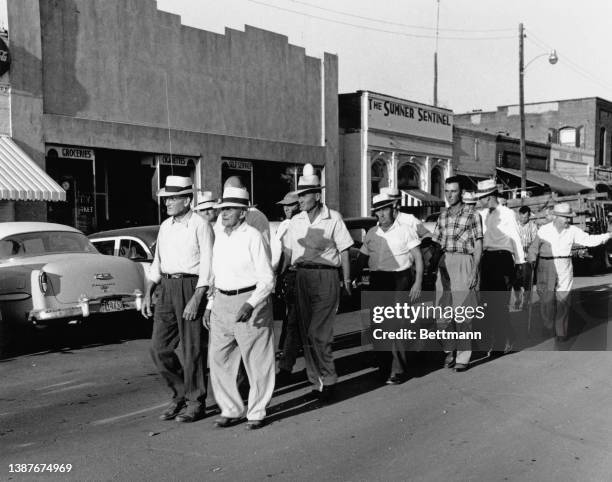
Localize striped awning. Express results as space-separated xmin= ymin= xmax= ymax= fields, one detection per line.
xmin=0 ymin=136 xmax=66 ymax=201
xmin=401 ymin=188 xmax=445 ymax=208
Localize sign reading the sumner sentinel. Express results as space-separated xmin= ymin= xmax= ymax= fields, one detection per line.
xmin=367 ymin=93 xmax=453 ymax=142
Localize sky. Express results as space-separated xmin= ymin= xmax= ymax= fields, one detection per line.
xmin=155 ymin=0 xmax=612 ymax=114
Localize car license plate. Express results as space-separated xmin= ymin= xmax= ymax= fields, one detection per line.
xmin=101 ymin=299 xmax=124 ymax=312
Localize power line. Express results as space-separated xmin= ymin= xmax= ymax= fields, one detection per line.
xmin=248 ymin=0 xmax=515 ymax=41
xmin=526 ymin=31 xmax=612 ymax=93
xmin=286 ymin=0 xmax=514 ymax=33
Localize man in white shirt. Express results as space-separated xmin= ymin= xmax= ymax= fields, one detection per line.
xmin=204 ymin=186 xmax=275 ymax=430
xmin=528 ymin=202 xmax=611 ymax=341
xmin=476 ymin=179 xmax=524 ymax=354
xmin=355 ymin=191 xmax=423 ymax=384
xmin=142 ymin=176 xmax=213 ymax=423
xmin=283 ymin=164 xmax=353 ymax=402
xmin=378 ymin=186 xmax=431 ymax=239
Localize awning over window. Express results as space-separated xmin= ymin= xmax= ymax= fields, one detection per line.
xmin=401 ymin=188 xmax=445 ymax=207
xmin=0 ymin=136 xmax=66 ymax=202
xmin=496 ymin=167 xmax=593 ymax=196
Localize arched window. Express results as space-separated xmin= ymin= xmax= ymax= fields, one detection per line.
xmin=397 ymin=164 xmax=420 ymax=190
xmin=431 ymin=166 xmax=444 ymax=199
xmin=371 ymin=159 xmax=388 ymax=195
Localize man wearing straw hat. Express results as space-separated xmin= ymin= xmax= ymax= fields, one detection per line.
xmin=283 ymin=164 xmax=354 ymax=401
xmin=194 ymin=191 xmax=218 ymax=224
xmin=432 ymin=176 xmax=483 ymax=372
xmin=204 ymin=185 xmax=275 ymax=430
xmin=142 ymin=175 xmax=213 ymax=423
xmin=378 ymin=186 xmax=431 ymax=238
xmin=528 ymin=202 xmax=611 ymax=341
xmin=476 ymin=178 xmax=524 ymax=354
xmin=355 ymin=190 xmax=424 ymax=384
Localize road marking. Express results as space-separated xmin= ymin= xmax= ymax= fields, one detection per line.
xmin=44 ymin=382 xmax=96 ymax=394
xmin=91 ymin=402 xmax=168 ymax=426
xmin=37 ymin=380 xmax=79 ymax=390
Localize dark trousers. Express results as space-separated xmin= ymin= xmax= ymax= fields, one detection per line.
xmin=481 ymin=250 xmax=515 ymax=351
xmin=279 ymin=270 xmax=301 ymax=372
xmin=150 ymin=277 xmax=207 ymax=408
xmin=370 ymin=269 xmax=414 ymax=377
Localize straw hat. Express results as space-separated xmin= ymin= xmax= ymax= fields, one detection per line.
xmin=379 ymin=186 xmax=402 ymax=199
xmin=462 ymin=191 xmax=477 ymax=204
xmin=277 ymin=192 xmax=298 ymax=205
xmin=157 ymin=176 xmax=193 ymax=197
xmin=194 ymin=191 xmax=216 ymax=211
xmin=294 ymin=164 xmax=325 ymax=195
xmin=551 ymin=202 xmax=575 ymax=218
xmin=214 ymin=186 xmax=251 ymax=209
xmin=371 ymin=192 xmax=397 ymax=212
xmin=475 ymin=179 xmax=498 ymax=198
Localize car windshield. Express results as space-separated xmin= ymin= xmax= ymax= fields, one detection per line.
xmin=0 ymin=231 xmax=99 ymax=260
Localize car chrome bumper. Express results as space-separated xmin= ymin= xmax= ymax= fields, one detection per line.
xmin=29 ymin=290 xmax=143 ymax=323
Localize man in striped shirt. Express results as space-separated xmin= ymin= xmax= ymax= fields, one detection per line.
xmin=513 ymin=206 xmax=538 ymax=310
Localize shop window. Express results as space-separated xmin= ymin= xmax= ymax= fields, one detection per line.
xmin=397 ymin=164 xmax=420 ymax=190
xmin=559 ymin=127 xmax=577 ymax=147
xmin=431 ymin=167 xmax=444 ymax=199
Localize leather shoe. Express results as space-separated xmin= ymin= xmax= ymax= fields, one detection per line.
xmin=159 ymin=401 xmax=185 ymax=421
xmin=385 ymin=373 xmax=404 ymax=385
xmin=245 ymin=420 xmax=265 ymax=430
xmin=214 ymin=416 xmax=242 ymax=428
xmin=454 ymin=363 xmax=468 ymax=372
xmin=175 ymin=406 xmax=206 ymax=423
xmin=444 ymin=352 xmax=455 ymax=369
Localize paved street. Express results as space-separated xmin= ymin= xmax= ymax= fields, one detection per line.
xmin=2 ymin=273 xmax=612 ymax=481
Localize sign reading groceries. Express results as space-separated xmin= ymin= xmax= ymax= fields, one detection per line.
xmin=155 ymin=154 xmax=195 ymax=166
xmin=46 ymin=145 xmax=95 ymax=161
xmin=367 ymin=93 xmax=453 ymax=142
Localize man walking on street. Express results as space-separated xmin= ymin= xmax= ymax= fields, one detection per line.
xmin=142 ymin=176 xmax=213 ymax=423
xmin=528 ymin=202 xmax=611 ymax=341
xmin=283 ymin=164 xmax=354 ymax=401
xmin=476 ymin=179 xmax=524 ymax=354
xmin=272 ymin=192 xmax=302 ymax=384
xmin=205 ymin=186 xmax=275 ymax=430
xmin=432 ymin=176 xmax=483 ymax=372
xmin=513 ymin=206 xmax=538 ymax=310
xmin=194 ymin=191 xmax=218 ymax=224
xmin=355 ymin=191 xmax=423 ymax=384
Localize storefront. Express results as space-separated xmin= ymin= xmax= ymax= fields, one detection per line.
xmin=2 ymin=1 xmax=339 ymax=230
xmin=339 ymin=91 xmax=451 ymax=218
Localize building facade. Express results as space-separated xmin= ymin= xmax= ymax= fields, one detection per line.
xmin=339 ymin=91 xmax=450 ymax=218
xmin=1 ymin=0 xmax=339 ymax=231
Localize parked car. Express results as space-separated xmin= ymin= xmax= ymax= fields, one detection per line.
xmin=89 ymin=225 xmax=159 ymax=280
xmin=0 ymin=222 xmax=145 ymax=357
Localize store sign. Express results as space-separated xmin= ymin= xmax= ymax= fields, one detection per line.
xmin=0 ymin=37 xmax=10 ymax=76
xmin=367 ymin=93 xmax=453 ymax=142
xmin=46 ymin=145 xmax=95 ymax=161
xmin=154 ymin=154 xmax=195 ymax=167
xmin=223 ymin=159 xmax=252 ymax=171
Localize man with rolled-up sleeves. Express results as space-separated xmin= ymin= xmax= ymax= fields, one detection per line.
xmin=142 ymin=175 xmax=213 ymax=423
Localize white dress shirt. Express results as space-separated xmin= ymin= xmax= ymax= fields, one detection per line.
xmin=530 ymin=222 xmax=611 ymax=258
xmin=396 ymin=212 xmax=430 ymax=238
xmin=271 ymin=218 xmax=291 ymax=271
xmin=149 ymin=210 xmax=213 ymax=288
xmin=360 ymin=220 xmax=420 ymax=271
xmin=483 ymin=205 xmax=525 ymax=263
xmin=285 ymin=205 xmax=354 ymax=267
xmin=216 ymin=207 xmax=271 ymax=259
xmin=211 ymin=221 xmax=274 ymax=308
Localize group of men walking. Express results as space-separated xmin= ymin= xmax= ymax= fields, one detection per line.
xmin=140 ymin=165 xmax=611 ymax=430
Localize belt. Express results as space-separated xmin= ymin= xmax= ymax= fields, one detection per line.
xmin=540 ymin=256 xmax=571 ymax=260
xmin=218 ymin=285 xmax=256 ymax=296
xmin=296 ymin=263 xmax=339 ymax=270
xmin=484 ymin=249 xmax=512 ymax=254
xmin=162 ymin=273 xmax=198 ymax=279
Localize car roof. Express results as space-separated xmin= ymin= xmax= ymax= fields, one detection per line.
xmin=0 ymin=222 xmax=82 ymax=238
xmin=88 ymin=225 xmax=160 ymax=247
xmin=344 ymin=216 xmax=377 ymax=230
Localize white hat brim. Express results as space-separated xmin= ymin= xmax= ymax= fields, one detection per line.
xmin=294 ymin=185 xmax=325 ymax=195
xmin=158 ymin=188 xmax=193 ymax=197
xmin=214 ymin=201 xmax=251 ymax=209
xmin=475 ymin=188 xmax=497 ymax=199
xmin=553 ymin=211 xmax=575 ymax=218
xmin=370 ymin=200 xmax=396 ymax=212
xmin=194 ymin=201 xmax=216 ymax=211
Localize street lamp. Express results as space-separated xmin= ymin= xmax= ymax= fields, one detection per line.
xmin=519 ymin=23 xmax=558 ymax=196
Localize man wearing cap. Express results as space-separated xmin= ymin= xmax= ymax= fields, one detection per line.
xmin=355 ymin=191 xmax=423 ymax=384
xmin=528 ymin=202 xmax=611 ymax=341
xmin=283 ymin=164 xmax=354 ymax=401
xmin=273 ymin=192 xmax=302 ymax=383
xmin=194 ymin=191 xmax=218 ymax=224
xmin=204 ymin=186 xmax=275 ymax=430
xmin=142 ymin=175 xmax=213 ymax=423
xmin=432 ymin=176 xmax=483 ymax=372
